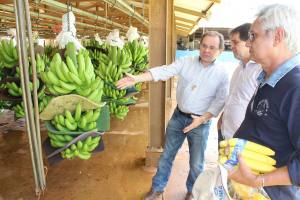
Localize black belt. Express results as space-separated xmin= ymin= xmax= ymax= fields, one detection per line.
xmin=176 ymin=106 xmax=201 ymax=117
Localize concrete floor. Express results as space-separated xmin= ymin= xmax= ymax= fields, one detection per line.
xmin=0 ymin=88 xmax=218 ymax=200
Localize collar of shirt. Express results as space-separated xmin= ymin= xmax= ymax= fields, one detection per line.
xmin=257 ymin=53 xmax=300 ymax=88
xmin=240 ymin=60 xmax=256 ymax=68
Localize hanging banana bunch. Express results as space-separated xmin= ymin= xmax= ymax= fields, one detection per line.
xmin=0 ymin=39 xmax=18 ymax=69
xmin=124 ymin=39 xmax=149 ymax=74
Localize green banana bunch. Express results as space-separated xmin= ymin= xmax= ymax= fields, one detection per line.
xmin=36 ymin=53 xmax=46 ymax=73
xmin=134 ymin=83 xmax=142 ymax=92
xmin=40 ymin=48 xmax=97 ymax=96
xmin=38 ymin=95 xmax=52 ymax=113
xmin=83 ymin=38 xmax=103 ymax=49
xmin=61 ymin=135 xmax=101 ymax=160
xmin=6 ymin=82 xmax=22 ymax=97
xmin=11 ymin=88 xmax=51 ymax=118
xmin=97 ymin=60 xmax=123 ymax=83
xmin=96 ymin=46 xmax=132 ymax=83
xmin=103 ymin=84 xmax=126 ymax=100
xmin=15 ymin=57 xmax=45 ymax=78
xmin=6 ymin=79 xmax=40 ymax=97
xmin=0 ymin=39 xmax=18 ymax=68
xmin=64 ymin=42 xmax=78 ymax=68
xmin=0 ymin=58 xmax=4 ymax=69
xmin=124 ymin=40 xmax=149 ymax=73
xmin=15 ymin=65 xmax=32 ymax=78
xmin=75 ymin=77 xmax=104 ymax=103
xmin=89 ymin=49 xmax=104 ymax=66
xmin=12 ymin=102 xmax=25 ymax=118
xmin=50 ymin=103 xmax=101 ymax=132
xmin=48 ymin=131 xmax=74 ymax=148
xmin=108 ymin=101 xmax=129 ymax=120
xmin=0 ymin=83 xmax=6 ymax=90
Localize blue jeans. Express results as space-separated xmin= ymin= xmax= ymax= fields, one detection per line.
xmin=151 ymin=108 xmax=212 ymax=193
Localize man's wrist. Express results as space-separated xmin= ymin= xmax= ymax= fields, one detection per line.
xmin=254 ymin=174 xmax=265 ymax=188
xmin=200 ymin=115 xmax=207 ymax=123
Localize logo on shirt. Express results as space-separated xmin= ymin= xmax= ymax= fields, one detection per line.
xmin=253 ymin=99 xmax=269 ymax=116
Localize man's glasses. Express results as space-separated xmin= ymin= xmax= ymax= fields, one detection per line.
xmin=200 ymin=44 xmax=219 ymax=51
xmin=248 ymin=29 xmax=273 ymax=42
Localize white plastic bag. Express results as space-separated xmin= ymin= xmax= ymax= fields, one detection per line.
xmin=7 ymin=28 xmax=16 ymax=37
xmin=6 ymin=28 xmax=17 ymax=46
xmin=94 ymin=33 xmax=103 ymax=45
xmin=106 ymin=29 xmax=124 ymax=49
xmin=56 ymin=31 xmax=82 ymax=50
xmin=192 ymin=164 xmax=231 ymax=200
xmin=139 ymin=36 xmax=149 ymax=48
xmin=126 ymin=26 xmax=140 ymax=42
xmin=61 ymin=11 xmax=76 ymax=35
xmin=55 ymin=11 xmax=83 ymax=50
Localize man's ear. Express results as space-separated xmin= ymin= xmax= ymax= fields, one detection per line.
xmin=274 ymin=27 xmax=285 ymax=46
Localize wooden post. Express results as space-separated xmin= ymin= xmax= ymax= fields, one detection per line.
xmin=145 ymin=0 xmax=174 ymax=169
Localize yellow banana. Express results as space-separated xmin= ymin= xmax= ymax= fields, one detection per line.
xmin=219 ymin=138 xmax=275 ymax=156
xmin=220 ymin=147 xmax=276 ymax=166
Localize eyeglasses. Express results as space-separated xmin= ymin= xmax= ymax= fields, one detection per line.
xmin=248 ymin=29 xmax=273 ymax=42
xmin=200 ymin=44 xmax=219 ymax=51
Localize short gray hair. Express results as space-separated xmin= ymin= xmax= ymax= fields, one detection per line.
xmin=256 ymin=4 xmax=300 ymax=53
xmin=200 ymin=31 xmax=225 ymax=51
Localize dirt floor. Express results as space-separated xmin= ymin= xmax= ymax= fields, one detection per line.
xmin=0 ymin=89 xmax=218 ymax=200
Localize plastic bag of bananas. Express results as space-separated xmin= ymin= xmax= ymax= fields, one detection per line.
xmin=227 ymin=180 xmax=270 ymax=200
xmin=218 ymin=138 xmax=273 ymax=200
xmin=219 ymin=138 xmax=276 ymax=174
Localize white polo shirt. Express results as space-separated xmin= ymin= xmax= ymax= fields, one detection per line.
xmin=221 ymin=61 xmax=262 ymax=139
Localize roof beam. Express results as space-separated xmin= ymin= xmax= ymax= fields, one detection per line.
xmin=0 ymin=0 xmax=11 ymax=4
xmin=102 ymin=0 xmax=149 ymax=27
xmin=175 ymin=16 xmax=195 ymax=24
xmin=127 ymin=0 xmax=149 ymax=9
xmin=174 ymin=6 xmax=204 ymax=17
xmin=175 ymin=22 xmax=193 ymax=28
xmin=176 ymin=29 xmax=189 ymax=36
xmin=209 ymin=0 xmax=221 ymax=3
xmin=39 ymin=0 xmax=129 ymax=30
xmin=0 ymin=4 xmax=122 ymax=36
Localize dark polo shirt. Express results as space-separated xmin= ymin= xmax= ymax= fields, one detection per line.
xmin=234 ymin=54 xmax=300 ymax=200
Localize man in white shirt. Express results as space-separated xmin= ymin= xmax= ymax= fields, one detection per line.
xmin=218 ymin=23 xmax=261 ymax=141
xmin=117 ymin=31 xmax=229 ymax=200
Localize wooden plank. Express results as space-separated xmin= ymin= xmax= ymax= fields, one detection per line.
xmin=148 ymin=0 xmax=167 ymax=149
xmin=174 ymin=6 xmax=204 ymax=17
xmin=175 ymin=21 xmax=193 ymax=28
xmin=176 ymin=30 xmax=189 ymax=36
xmin=175 ymin=16 xmax=195 ymax=24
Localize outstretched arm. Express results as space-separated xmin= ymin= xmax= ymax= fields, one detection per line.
xmin=116 ymin=72 xmax=153 ymax=89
